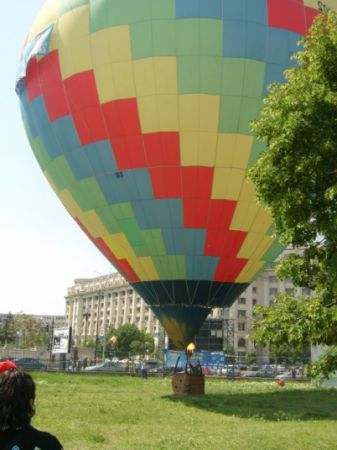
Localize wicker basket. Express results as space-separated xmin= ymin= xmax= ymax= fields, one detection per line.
xmin=172 ymin=373 xmax=205 ymax=395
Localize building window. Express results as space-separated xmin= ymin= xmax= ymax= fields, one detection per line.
xmin=238 ymin=322 xmax=245 ymax=331
xmin=211 ymin=329 xmax=223 ymax=338
xmin=252 ymin=299 xmax=257 ymax=306
xmin=238 ymin=310 xmax=246 ymax=319
xmin=302 ymin=287 xmax=311 ymax=295
xmin=238 ymin=297 xmax=246 ymax=305
xmin=252 ymin=287 xmax=257 ymax=294
xmin=269 ymin=288 xmax=278 ymax=297
xmin=269 ymin=275 xmax=277 ymax=283
xmin=238 ymin=338 xmax=246 ymax=348
xmin=285 ymin=288 xmax=294 ymax=294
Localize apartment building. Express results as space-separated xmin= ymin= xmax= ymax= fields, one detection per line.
xmin=65 ymin=248 xmax=307 ymax=359
xmin=65 ymin=273 xmax=165 ymax=348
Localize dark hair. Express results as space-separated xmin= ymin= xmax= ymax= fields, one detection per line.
xmin=0 ymin=369 xmax=36 ymax=430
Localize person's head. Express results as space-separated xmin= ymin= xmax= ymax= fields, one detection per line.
xmin=0 ymin=361 xmax=36 ymax=431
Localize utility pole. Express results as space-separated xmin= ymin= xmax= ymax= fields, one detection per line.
xmin=94 ymin=291 xmax=103 ymax=364
xmin=49 ymin=319 xmax=55 ymax=363
xmin=83 ymin=311 xmax=90 ymax=345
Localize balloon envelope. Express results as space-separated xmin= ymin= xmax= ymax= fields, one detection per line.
xmin=16 ymin=0 xmax=336 ymax=348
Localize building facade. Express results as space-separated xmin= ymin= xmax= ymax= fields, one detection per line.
xmin=65 ymin=248 xmax=308 ymax=360
xmin=65 ymin=273 xmax=165 ymax=348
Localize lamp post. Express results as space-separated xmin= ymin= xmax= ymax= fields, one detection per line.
xmin=102 ymin=321 xmax=108 ymax=361
xmin=49 ymin=319 xmax=54 ymax=363
xmin=94 ymin=291 xmax=103 ymax=364
xmin=83 ymin=311 xmax=90 ymax=345
xmin=93 ymin=271 xmax=108 ymax=364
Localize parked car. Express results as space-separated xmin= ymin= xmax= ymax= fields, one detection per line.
xmin=256 ymin=368 xmax=276 ymax=378
xmin=221 ymin=365 xmax=241 ymax=377
xmin=84 ymin=360 xmax=128 ymax=373
xmin=144 ymin=360 xmax=163 ymax=375
xmin=248 ymin=364 xmax=259 ymax=371
xmin=243 ymin=368 xmax=275 ymax=378
xmin=13 ymin=357 xmax=47 ymax=370
xmin=276 ymin=369 xmax=305 ymax=380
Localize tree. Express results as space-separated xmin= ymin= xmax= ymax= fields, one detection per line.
xmin=245 ymin=351 xmax=257 ymax=365
xmin=5 ymin=313 xmax=49 ymax=348
xmin=249 ymin=11 xmax=337 ymax=381
xmin=3 ymin=313 xmax=16 ymax=346
xmin=106 ymin=324 xmax=154 ymax=357
xmin=129 ymin=330 xmax=155 ymax=356
xmin=0 ymin=323 xmax=5 ymax=345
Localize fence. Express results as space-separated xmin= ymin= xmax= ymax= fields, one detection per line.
xmin=0 ymin=347 xmax=308 ymax=380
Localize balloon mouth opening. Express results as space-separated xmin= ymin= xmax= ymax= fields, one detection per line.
xmin=151 ymin=305 xmax=211 ymax=349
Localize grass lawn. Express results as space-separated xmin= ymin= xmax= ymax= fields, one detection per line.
xmin=30 ymin=373 xmax=337 ymax=450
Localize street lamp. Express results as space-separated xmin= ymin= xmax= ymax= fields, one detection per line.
xmin=83 ymin=311 xmax=90 ymax=345
xmin=94 ymin=291 xmax=103 ymax=364
xmin=93 ymin=271 xmax=108 ymax=364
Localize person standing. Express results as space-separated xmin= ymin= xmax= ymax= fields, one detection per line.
xmin=140 ymin=360 xmax=148 ymax=379
xmin=0 ymin=360 xmax=63 ymax=450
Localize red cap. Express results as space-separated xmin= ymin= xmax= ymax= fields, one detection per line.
xmin=0 ymin=360 xmax=17 ymax=374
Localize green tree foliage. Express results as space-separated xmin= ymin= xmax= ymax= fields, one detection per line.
xmin=106 ymin=324 xmax=154 ymax=357
xmin=2 ymin=313 xmax=16 ymax=345
xmin=245 ymin=351 xmax=257 ymax=365
xmin=249 ymin=11 xmax=337 ymax=380
xmin=0 ymin=313 xmax=49 ymax=348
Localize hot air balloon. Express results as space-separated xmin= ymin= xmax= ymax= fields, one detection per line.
xmin=16 ymin=0 xmax=337 ymax=349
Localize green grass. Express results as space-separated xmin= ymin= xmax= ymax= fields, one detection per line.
xmin=30 ymin=373 xmax=337 ymax=450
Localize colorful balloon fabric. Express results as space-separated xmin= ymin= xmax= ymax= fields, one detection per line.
xmin=16 ymin=0 xmax=337 ymax=347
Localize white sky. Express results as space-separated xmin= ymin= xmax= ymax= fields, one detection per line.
xmin=0 ymin=1 xmax=114 ymax=316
